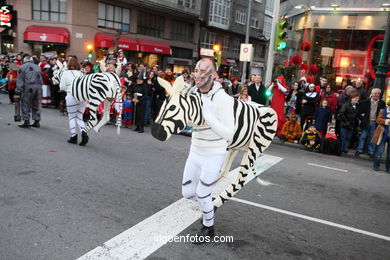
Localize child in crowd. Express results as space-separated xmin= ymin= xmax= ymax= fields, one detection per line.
xmin=320 ymin=126 xmax=341 ymax=156
xmin=300 ymin=124 xmax=321 ymax=151
xmin=123 ymin=92 xmax=134 ymax=128
xmin=313 ymin=99 xmax=332 ymax=136
xmin=278 ymin=113 xmax=302 ymax=143
xmin=105 ymin=48 xmax=118 ymax=61
xmin=238 ymin=87 xmax=251 ymax=103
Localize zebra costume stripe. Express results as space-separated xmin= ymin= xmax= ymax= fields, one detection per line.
xmin=152 ymin=76 xmax=277 ymax=208
xmin=53 ymin=70 xmax=122 ymax=134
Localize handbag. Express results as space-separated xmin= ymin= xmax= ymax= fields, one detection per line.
xmin=371 ymin=124 xmax=384 ymax=145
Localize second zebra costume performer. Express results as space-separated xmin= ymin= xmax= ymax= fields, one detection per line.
xmin=59 ymin=58 xmax=88 ymax=146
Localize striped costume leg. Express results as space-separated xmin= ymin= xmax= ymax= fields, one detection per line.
xmin=66 ymin=95 xmax=81 ymax=137
xmin=196 ymin=149 xmax=226 ymax=227
xmin=93 ymin=99 xmax=111 ymax=133
xmin=76 ymin=101 xmax=87 ymax=133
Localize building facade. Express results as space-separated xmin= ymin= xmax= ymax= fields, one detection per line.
xmin=199 ymin=0 xmax=268 ymax=78
xmin=8 ymin=0 xmax=201 ymax=71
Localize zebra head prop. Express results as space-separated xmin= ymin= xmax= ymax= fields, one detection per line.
xmin=52 ymin=60 xmax=67 ymax=85
xmin=152 ymin=76 xmax=204 ymax=141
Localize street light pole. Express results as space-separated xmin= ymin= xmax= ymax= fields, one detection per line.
xmin=264 ymin=0 xmax=280 ymax=86
xmin=241 ymin=0 xmax=253 ymax=85
xmin=373 ymin=11 xmax=390 ymax=94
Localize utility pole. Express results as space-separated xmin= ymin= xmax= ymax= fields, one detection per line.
xmin=241 ymin=0 xmax=253 ymax=85
xmin=264 ymin=0 xmax=280 ymax=86
xmin=373 ymin=11 xmax=390 ymax=94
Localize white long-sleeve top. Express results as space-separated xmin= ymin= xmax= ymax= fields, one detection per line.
xmin=191 ymin=81 xmax=235 ymax=152
xmin=59 ymin=70 xmax=83 ymax=95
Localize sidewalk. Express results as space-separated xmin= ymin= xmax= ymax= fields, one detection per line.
xmin=271 ymin=137 xmax=376 ymax=163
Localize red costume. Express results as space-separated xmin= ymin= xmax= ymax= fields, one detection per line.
xmin=269 ymin=76 xmax=290 ymax=135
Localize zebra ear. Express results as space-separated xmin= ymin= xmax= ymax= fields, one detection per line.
xmin=157 ymin=77 xmax=173 ymax=95
xmin=172 ymin=76 xmax=185 ymax=94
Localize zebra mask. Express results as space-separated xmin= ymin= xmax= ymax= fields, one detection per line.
xmin=152 ymin=76 xmax=204 ymax=141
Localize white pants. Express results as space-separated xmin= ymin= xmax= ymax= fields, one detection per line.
xmin=182 ymin=146 xmax=227 ymax=227
xmin=41 ymin=84 xmax=51 ymax=105
xmin=66 ymin=95 xmax=87 ymax=137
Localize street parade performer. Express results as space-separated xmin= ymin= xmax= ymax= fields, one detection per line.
xmin=152 ymin=57 xmax=277 ymax=243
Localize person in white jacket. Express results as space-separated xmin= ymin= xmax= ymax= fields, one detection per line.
xmin=59 ymin=57 xmax=88 ymax=146
xmin=182 ymin=57 xmax=234 ymax=243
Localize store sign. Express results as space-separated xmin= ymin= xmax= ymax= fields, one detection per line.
xmin=154 ymin=48 xmax=163 ymax=53
xmin=0 ymin=5 xmax=14 ymax=28
xmin=118 ymin=44 xmax=129 ymax=49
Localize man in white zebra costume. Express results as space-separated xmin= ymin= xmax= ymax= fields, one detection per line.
xmin=152 ymin=57 xmax=277 ymax=243
xmin=53 ymin=59 xmax=122 ymax=145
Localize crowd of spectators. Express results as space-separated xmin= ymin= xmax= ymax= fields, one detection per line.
xmin=1 ymin=49 xmax=388 ymax=171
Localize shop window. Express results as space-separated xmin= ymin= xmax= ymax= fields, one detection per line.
xmin=171 ymin=20 xmax=193 ymax=43
xmin=32 ymin=0 xmax=67 ymax=22
xmin=200 ymin=31 xmax=216 ymax=49
xmin=98 ymin=2 xmax=130 ymax=32
xmin=137 ymin=11 xmax=165 ymax=38
xmin=178 ymin=0 xmax=196 ymax=9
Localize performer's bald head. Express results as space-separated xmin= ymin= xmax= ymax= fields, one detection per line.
xmin=194 ymin=57 xmax=218 ymax=92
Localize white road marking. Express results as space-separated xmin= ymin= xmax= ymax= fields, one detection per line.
xmin=231 ymin=197 xmax=390 ymax=242
xmin=307 ymin=163 xmax=348 ymax=173
xmin=77 ymin=154 xmax=283 ymax=260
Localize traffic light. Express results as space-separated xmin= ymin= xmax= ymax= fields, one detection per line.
xmin=274 ymin=19 xmax=288 ymax=51
xmin=265 ymin=89 xmax=272 ymax=97
xmin=213 ymin=44 xmax=221 ymax=69
xmin=86 ymin=43 xmax=93 ymax=59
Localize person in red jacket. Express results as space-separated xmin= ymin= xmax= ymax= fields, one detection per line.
xmin=39 ymin=56 xmax=52 ymax=107
xmin=267 ymin=76 xmax=290 ymax=135
xmin=320 ymin=84 xmax=338 ymax=113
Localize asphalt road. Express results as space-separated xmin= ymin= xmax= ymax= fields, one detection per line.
xmin=0 ymin=93 xmax=389 ymax=260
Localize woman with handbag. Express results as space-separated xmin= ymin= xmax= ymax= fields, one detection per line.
xmin=372 ymin=101 xmax=390 ymax=172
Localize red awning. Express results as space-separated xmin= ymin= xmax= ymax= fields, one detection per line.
xmin=94 ymin=33 xmax=115 ymax=48
xmin=138 ymin=40 xmax=172 ymax=55
xmin=118 ymin=37 xmax=138 ymax=51
xmin=24 ymin=26 xmax=70 ymax=45
xmin=94 ymin=33 xmax=138 ymax=51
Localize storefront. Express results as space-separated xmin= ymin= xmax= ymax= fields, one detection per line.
xmin=94 ymin=33 xmax=171 ymax=67
xmin=23 ymin=26 xmax=70 ymax=57
xmin=277 ymin=9 xmax=389 ymax=89
xmin=167 ymin=57 xmax=192 ymax=74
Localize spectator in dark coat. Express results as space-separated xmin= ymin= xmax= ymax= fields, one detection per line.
xmin=356 ymin=88 xmax=385 ymax=157
xmin=339 ymin=92 xmax=361 ymax=154
xmin=335 ymin=85 xmax=356 ymax=135
xmin=248 ymin=75 xmax=267 ymax=105
xmin=354 ymin=79 xmax=368 ymax=101
xmin=319 ymin=84 xmax=338 ymax=113
xmin=313 ymin=99 xmax=332 ymax=136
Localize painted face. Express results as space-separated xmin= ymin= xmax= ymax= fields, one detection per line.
xmin=291 ymin=114 xmax=297 ymax=121
xmin=193 ymin=59 xmax=216 ymax=90
xmin=308 ymin=126 xmax=315 ymax=132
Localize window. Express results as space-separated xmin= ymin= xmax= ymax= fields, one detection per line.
xmin=223 ymin=36 xmax=230 ymax=52
xmin=265 ymin=0 xmax=274 ymax=16
xmin=232 ymin=38 xmax=241 ymax=54
xmin=263 ymin=16 xmax=272 ymax=39
xmin=178 ymin=0 xmax=196 ymax=9
xmin=250 ymin=17 xmax=260 ymax=29
xmin=137 ymin=11 xmax=165 ymax=38
xmin=254 ymin=44 xmax=262 ymax=58
xmin=98 ymin=2 xmax=130 ymax=32
xmin=254 ymin=0 xmax=262 ymax=3
xmin=171 ymin=20 xmax=194 ymax=43
xmin=200 ymin=31 xmax=216 ymax=49
xmin=235 ymin=10 xmax=246 ymax=25
xmin=209 ymin=0 xmax=231 ymax=29
xmin=32 ymin=0 xmax=67 ymax=22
